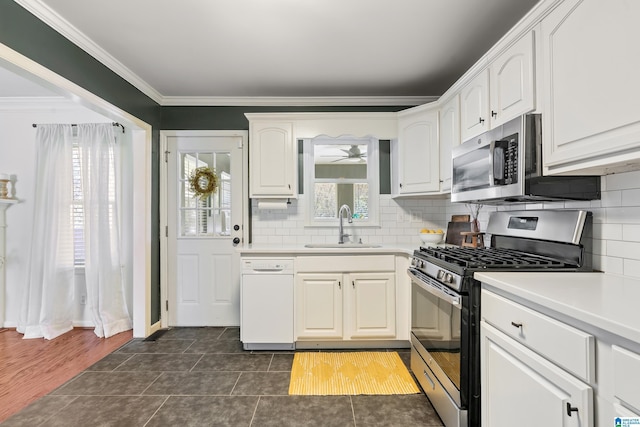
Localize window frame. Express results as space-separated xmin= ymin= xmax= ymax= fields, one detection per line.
xmin=303 ymin=135 xmax=379 ymax=227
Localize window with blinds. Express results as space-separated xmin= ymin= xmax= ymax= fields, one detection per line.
xmin=71 ymin=142 xmax=116 ymax=266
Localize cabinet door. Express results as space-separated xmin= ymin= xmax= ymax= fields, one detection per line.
xmin=346 ymin=272 xmax=396 ymax=339
xmin=489 ymin=32 xmax=535 ymax=127
xmin=295 ymin=273 xmax=343 ymax=340
xmin=460 ymin=70 xmax=489 ymax=142
xmin=438 ymin=94 xmax=460 ymax=193
xmin=541 ymin=0 xmax=640 ymax=174
xmin=482 ymin=322 xmax=593 ymax=427
xmin=249 ymin=121 xmax=296 ymax=197
xmin=396 ymin=105 xmax=440 ymax=194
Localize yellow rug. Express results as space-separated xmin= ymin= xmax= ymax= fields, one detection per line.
xmin=288 ymin=351 xmax=420 ymax=395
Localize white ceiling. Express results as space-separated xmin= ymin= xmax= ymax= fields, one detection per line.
xmin=9 ymin=0 xmax=539 ymax=105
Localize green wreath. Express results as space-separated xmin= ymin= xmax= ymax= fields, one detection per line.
xmin=189 ymin=166 xmax=218 ymax=199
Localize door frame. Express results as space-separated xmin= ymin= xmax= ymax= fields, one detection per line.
xmin=0 ymin=43 xmax=155 ymax=338
xmin=159 ymin=130 xmax=249 ymax=328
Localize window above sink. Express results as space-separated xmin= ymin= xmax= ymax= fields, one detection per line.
xmin=303 ymin=135 xmax=380 ymax=227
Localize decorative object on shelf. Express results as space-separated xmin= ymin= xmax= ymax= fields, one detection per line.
xmin=466 ymin=203 xmax=483 ymax=232
xmin=189 ymin=166 xmax=217 ymax=199
xmin=0 ymin=174 xmax=10 ymax=199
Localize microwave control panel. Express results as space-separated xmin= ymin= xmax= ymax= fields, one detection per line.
xmin=494 ymin=136 xmax=518 ymax=185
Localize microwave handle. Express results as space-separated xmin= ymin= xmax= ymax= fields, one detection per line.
xmin=490 ymin=140 xmax=506 ymax=184
xmin=488 ymin=141 xmax=496 ymax=185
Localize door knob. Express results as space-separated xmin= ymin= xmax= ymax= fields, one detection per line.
xmin=233 ymin=237 xmax=240 ymax=245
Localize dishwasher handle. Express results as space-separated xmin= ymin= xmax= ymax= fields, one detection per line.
xmin=252 ymin=267 xmax=286 ymax=272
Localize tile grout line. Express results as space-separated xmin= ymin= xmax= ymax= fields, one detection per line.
xmin=189 ymin=353 xmax=206 ymax=372
xmin=248 ymin=395 xmax=261 ymax=426
xmin=141 ymin=395 xmax=170 ymax=427
xmin=35 ymin=395 xmax=80 ymax=427
xmin=350 ymin=395 xmax=357 ymax=427
xmin=229 ymin=371 xmax=243 ymax=396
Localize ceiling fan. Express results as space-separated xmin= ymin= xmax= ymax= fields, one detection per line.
xmin=327 ymin=145 xmax=367 ymax=162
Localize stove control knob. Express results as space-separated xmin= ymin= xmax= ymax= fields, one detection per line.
xmin=437 ymin=270 xmax=445 ymax=280
xmin=417 ymin=260 xmax=424 ymax=269
xmin=411 ymin=258 xmax=417 ymax=267
xmin=444 ymin=273 xmax=454 ymax=284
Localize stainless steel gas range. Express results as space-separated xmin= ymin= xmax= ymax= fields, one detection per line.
xmin=408 ymin=210 xmax=593 ymax=427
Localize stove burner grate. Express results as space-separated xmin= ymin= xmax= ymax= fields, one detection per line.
xmin=417 ymin=246 xmax=570 ymax=269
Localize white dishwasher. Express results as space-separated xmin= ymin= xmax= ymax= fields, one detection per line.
xmin=240 ymin=258 xmax=294 ymax=350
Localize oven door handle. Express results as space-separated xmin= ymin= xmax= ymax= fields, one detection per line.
xmin=407 ymin=269 xmax=461 ymax=306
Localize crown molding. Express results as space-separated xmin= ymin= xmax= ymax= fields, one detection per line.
xmin=13 ymin=0 xmax=164 ymax=105
xmin=160 ymin=96 xmax=437 ymax=107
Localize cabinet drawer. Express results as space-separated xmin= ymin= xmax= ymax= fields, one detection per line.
xmin=613 ymin=345 xmax=640 ymax=412
xmin=482 ymin=290 xmax=595 ymax=383
xmin=296 ymin=255 xmax=395 ymax=273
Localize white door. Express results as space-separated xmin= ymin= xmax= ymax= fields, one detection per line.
xmin=347 ymin=272 xmax=396 ymax=339
xmin=397 ymin=105 xmax=440 ymax=194
xmin=295 ymin=273 xmax=343 ymax=340
xmin=460 ymin=70 xmax=489 ymax=142
xmin=481 ymin=322 xmax=593 ymax=427
xmin=166 ymin=133 xmax=244 ymax=326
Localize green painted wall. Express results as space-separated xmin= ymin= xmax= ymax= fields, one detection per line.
xmin=1 ymin=2 xmax=409 ymax=328
xmin=160 ymin=106 xmax=405 ymax=130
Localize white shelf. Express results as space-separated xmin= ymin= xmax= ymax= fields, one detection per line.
xmin=0 ymin=199 xmax=17 ymax=206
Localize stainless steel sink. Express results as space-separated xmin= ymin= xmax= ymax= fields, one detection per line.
xmin=304 ymin=243 xmax=382 ymax=248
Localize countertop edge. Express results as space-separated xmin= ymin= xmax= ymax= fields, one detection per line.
xmin=475 ymin=271 xmax=640 ymax=348
xmin=236 ymin=245 xmax=415 ymax=256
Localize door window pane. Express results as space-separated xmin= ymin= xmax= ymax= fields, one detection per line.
xmin=179 ymin=151 xmax=231 ymax=237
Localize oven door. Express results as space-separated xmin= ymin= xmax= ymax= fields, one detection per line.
xmin=408 ymin=268 xmax=464 ymax=407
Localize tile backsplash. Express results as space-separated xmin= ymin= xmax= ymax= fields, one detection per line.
xmin=251 ymin=169 xmax=640 ymax=280
xmin=251 ymin=195 xmax=449 ymax=248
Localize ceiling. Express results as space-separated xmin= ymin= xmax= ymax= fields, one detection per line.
xmin=9 ymin=0 xmax=539 ymax=105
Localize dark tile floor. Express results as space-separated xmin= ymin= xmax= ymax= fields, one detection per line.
xmin=3 ymin=327 xmax=443 ymax=426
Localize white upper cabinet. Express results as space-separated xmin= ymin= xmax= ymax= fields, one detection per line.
xmin=540 ymin=0 xmax=640 ymax=175
xmin=396 ymin=103 xmax=440 ymax=194
xmin=460 ymin=31 xmax=535 ymax=142
xmin=489 ymin=32 xmax=535 ymax=127
xmin=247 ymin=120 xmax=297 ymax=198
xmin=438 ymin=94 xmax=460 ymax=193
xmin=460 ymin=70 xmax=490 ymax=142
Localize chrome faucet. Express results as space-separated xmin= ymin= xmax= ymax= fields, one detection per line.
xmin=338 ymin=204 xmax=353 ymax=244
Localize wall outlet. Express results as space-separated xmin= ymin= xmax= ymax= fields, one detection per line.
xmin=80 ymin=295 xmax=86 ymax=305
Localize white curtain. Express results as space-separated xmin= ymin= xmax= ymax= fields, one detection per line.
xmin=78 ymin=123 xmax=132 ymax=338
xmin=18 ymin=123 xmax=132 ymax=340
xmin=18 ymin=125 xmax=75 ymax=339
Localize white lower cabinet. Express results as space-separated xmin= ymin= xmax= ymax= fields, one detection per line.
xmin=295 ymin=273 xmax=343 ymax=340
xmin=296 ymin=272 xmax=396 ymax=341
xmin=481 ymin=289 xmax=594 ymax=427
xmin=482 ymin=322 xmax=593 ymax=427
xmin=295 ymin=256 xmax=396 ymax=341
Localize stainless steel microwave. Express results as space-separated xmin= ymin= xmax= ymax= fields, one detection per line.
xmin=450 ymin=114 xmax=600 ymax=204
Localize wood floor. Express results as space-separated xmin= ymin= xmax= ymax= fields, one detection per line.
xmin=0 ymin=327 xmax=132 ymax=423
